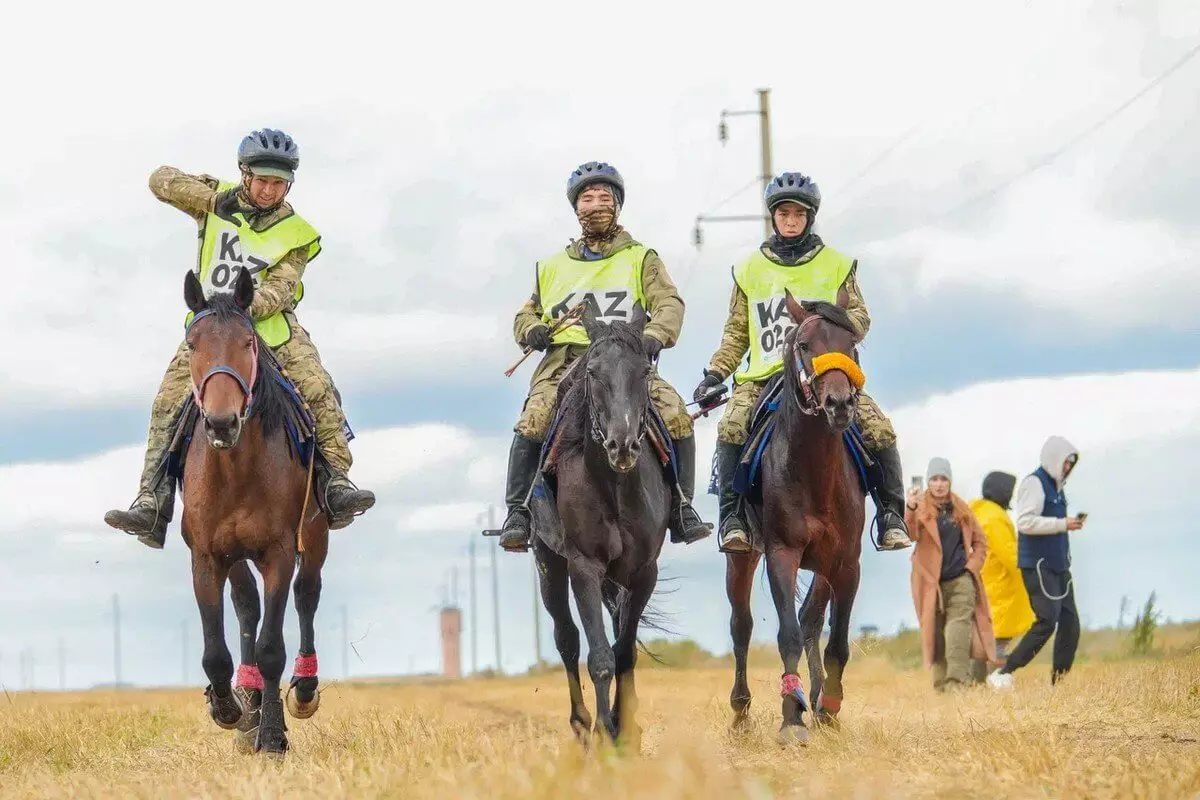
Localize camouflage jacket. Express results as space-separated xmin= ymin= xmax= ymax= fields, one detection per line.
xmin=148 ymin=166 xmax=310 ymax=321
xmin=705 ymin=242 xmax=871 ymax=381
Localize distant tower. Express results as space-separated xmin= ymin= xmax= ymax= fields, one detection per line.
xmin=440 ymin=568 xmax=463 ymax=679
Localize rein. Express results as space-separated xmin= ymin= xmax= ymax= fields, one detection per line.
xmin=187 ymin=308 xmax=260 ymax=424
xmin=789 ymin=316 xmax=866 ymax=416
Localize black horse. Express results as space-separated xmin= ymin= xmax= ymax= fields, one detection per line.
xmin=530 ymin=306 xmax=669 ymax=747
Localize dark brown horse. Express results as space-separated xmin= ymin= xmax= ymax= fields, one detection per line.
xmin=530 ymin=307 xmax=668 ymax=748
xmin=726 ymin=295 xmax=867 ymax=744
xmin=181 ymin=268 xmax=328 ymax=757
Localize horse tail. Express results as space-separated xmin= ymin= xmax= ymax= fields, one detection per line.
xmin=601 ymin=575 xmax=679 ymax=665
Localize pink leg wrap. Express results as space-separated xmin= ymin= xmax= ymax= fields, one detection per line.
xmin=294 ymin=653 xmax=318 ymax=678
xmin=235 ymin=664 xmax=263 ymax=690
xmin=818 ymin=691 xmax=842 ymax=713
xmin=780 ymin=673 xmax=804 ymax=697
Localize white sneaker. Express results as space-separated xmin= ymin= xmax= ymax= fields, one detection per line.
xmin=987 ymin=671 xmax=1015 ymax=691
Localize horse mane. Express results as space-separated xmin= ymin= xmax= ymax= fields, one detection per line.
xmin=202 ymin=293 xmax=289 ymax=441
xmin=554 ymin=319 xmax=647 ymax=458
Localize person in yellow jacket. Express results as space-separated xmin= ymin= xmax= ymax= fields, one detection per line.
xmin=694 ymin=172 xmax=912 ymax=553
xmin=970 ymin=471 xmax=1034 ymax=665
xmin=491 ymin=161 xmax=713 ymax=553
xmin=104 ymin=129 xmax=375 ymax=548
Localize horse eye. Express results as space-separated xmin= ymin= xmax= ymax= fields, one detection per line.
xmin=797 ymin=341 xmax=810 ymax=352
xmin=244 ymin=339 xmax=254 ymax=350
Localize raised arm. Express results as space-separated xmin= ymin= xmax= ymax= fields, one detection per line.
xmin=148 ymin=166 xmax=221 ymax=222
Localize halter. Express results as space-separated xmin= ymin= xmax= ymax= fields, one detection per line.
xmin=790 ymin=315 xmax=866 ymax=416
xmin=187 ymin=308 xmax=260 ymax=424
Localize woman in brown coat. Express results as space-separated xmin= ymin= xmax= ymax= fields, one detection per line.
xmin=906 ymin=457 xmax=998 ymax=691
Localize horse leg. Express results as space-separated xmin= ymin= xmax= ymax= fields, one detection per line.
xmin=727 ymin=550 xmax=762 ymax=730
xmin=535 ymin=541 xmax=592 ymax=741
xmin=286 ymin=552 xmax=324 ymax=720
xmin=569 ymin=561 xmax=618 ymax=743
xmin=229 ymin=561 xmax=263 ymax=753
xmin=612 ymin=563 xmax=657 ymax=750
xmin=820 ymin=563 xmax=860 ymax=727
xmin=765 ymin=546 xmax=809 ymax=744
xmin=252 ymin=551 xmax=297 ymax=756
xmin=193 ymin=553 xmax=243 ymax=730
xmin=799 ymin=576 xmax=834 ymax=728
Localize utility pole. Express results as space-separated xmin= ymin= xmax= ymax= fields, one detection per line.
xmin=469 ymin=538 xmax=478 ymax=675
xmin=112 ymin=593 xmax=122 ymax=689
xmin=58 ymin=638 xmax=65 ymax=691
xmin=532 ymin=558 xmax=542 ymax=667
xmin=488 ymin=505 xmax=503 ymax=672
xmin=695 ymin=87 xmax=774 ymax=247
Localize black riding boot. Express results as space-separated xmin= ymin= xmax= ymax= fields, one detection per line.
xmin=315 ymin=460 xmax=377 ymax=531
xmin=716 ymin=441 xmax=751 ymax=553
xmin=872 ymin=442 xmax=913 ymax=550
xmin=495 ymin=434 xmax=542 ymax=553
xmin=103 ymin=466 xmax=176 ymax=550
xmin=667 ymin=436 xmax=713 ymax=544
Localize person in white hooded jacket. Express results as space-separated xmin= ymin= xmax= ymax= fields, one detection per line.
xmin=988 ymin=435 xmax=1085 ymax=689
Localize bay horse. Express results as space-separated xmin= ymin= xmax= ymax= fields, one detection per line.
xmin=180 ymin=268 xmax=328 ymax=757
xmin=529 ymin=306 xmax=668 ymax=747
xmin=726 ymin=295 xmax=867 ymax=744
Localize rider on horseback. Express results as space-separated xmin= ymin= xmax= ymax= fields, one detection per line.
xmin=104 ymin=129 xmax=375 ymax=548
xmin=494 ymin=161 xmax=713 ymax=553
xmin=695 ymin=172 xmax=913 ymax=554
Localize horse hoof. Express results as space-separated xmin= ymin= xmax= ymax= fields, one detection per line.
xmin=570 ymin=717 xmax=592 ymax=747
xmin=776 ymin=724 xmax=811 ymax=746
xmin=205 ymin=686 xmax=245 ymax=730
xmin=255 ymin=728 xmax=289 ymax=756
xmin=730 ymin=711 xmax=754 ymax=734
xmin=285 ymin=683 xmax=321 ymax=720
xmin=814 ymin=711 xmax=840 ymax=731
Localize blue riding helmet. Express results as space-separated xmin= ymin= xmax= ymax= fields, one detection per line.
xmin=765 ymin=172 xmax=821 ymax=213
xmin=238 ymin=129 xmax=300 ymax=181
xmin=567 ymin=161 xmax=625 ymax=208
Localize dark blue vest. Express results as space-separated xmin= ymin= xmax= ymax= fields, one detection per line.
xmin=1017 ymin=466 xmax=1070 ymax=570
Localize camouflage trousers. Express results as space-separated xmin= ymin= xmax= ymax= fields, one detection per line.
xmin=514 ymin=352 xmax=694 ymax=442
xmin=715 ymin=379 xmax=897 ymax=450
xmin=137 ymin=313 xmax=352 ymax=493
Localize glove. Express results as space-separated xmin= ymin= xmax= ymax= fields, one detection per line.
xmin=212 ymin=188 xmax=244 ymax=227
xmin=642 ymin=335 xmax=663 ymax=359
xmin=692 ymin=370 xmax=725 ymax=403
xmin=524 ymin=325 xmax=553 ymax=351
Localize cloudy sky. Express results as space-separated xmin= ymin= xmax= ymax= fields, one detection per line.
xmin=2 ymin=0 xmax=1198 ymax=689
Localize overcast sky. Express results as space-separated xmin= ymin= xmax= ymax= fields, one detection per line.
xmin=2 ymin=0 xmax=1198 ymax=689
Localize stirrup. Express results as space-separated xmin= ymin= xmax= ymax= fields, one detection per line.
xmin=718 ymin=524 xmax=752 ymax=554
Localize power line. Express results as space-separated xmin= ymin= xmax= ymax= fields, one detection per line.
xmin=851 ymin=37 xmax=1200 ymax=245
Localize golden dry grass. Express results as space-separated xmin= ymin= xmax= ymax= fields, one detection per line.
xmin=1 ymin=651 xmax=1198 ymax=799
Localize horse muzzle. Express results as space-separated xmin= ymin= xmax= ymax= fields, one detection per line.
xmin=204 ymin=412 xmax=244 ymax=449
xmin=604 ymin=437 xmax=642 ymax=473
xmin=822 ymin=393 xmax=856 ymax=432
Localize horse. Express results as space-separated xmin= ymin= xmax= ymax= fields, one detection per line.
xmin=180 ymin=268 xmax=328 ymax=757
xmin=725 ymin=295 xmax=868 ymax=744
xmin=530 ymin=306 xmax=669 ymax=747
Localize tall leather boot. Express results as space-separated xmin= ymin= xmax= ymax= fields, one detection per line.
xmin=716 ymin=441 xmax=751 ymax=553
xmin=494 ymin=434 xmax=542 ymax=553
xmin=315 ymin=460 xmax=376 ymax=531
xmin=103 ymin=458 xmax=176 ymax=550
xmin=872 ymin=442 xmax=913 ymax=550
xmin=667 ymin=436 xmax=713 ymax=544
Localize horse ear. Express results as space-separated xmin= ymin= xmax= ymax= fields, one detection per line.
xmin=784 ymin=290 xmax=808 ymax=324
xmin=233 ymin=267 xmax=254 ymax=312
xmin=184 ymin=271 xmax=207 ymax=314
xmin=629 ymin=303 xmax=648 ymax=336
xmin=581 ymin=302 xmax=605 ymax=341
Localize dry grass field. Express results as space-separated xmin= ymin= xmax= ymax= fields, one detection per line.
xmin=1 ymin=642 xmax=1198 ymax=799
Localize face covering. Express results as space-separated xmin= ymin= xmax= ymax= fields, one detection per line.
xmin=575 ymin=185 xmax=622 ymax=246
